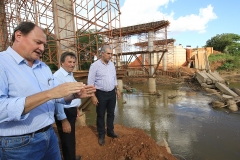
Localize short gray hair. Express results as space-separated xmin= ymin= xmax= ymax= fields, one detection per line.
xmin=100 ymin=45 xmax=111 ymax=53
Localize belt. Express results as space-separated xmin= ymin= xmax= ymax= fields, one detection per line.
xmin=3 ymin=125 xmax=52 ymax=137
xmin=35 ymin=125 xmax=51 ymax=134
xmin=97 ymin=89 xmax=115 ymax=92
xmin=23 ymin=125 xmax=51 ymax=136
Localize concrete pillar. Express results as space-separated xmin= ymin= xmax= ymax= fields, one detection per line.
xmin=148 ymin=31 xmax=154 ymax=75
xmin=163 ymin=52 xmax=167 ymax=71
xmin=52 ymin=0 xmax=78 ymax=69
xmin=148 ymin=31 xmax=156 ymax=93
xmin=148 ymin=78 xmax=156 ymax=93
xmin=117 ymin=79 xmax=123 ymax=92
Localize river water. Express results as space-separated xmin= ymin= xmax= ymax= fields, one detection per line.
xmin=85 ymin=83 xmax=240 ymax=160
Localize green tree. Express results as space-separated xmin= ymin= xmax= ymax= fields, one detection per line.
xmin=76 ymin=29 xmax=103 ymax=70
xmin=205 ymin=33 xmax=240 ymax=55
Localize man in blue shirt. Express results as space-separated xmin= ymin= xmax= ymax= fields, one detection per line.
xmin=88 ymin=45 xmax=121 ymax=146
xmin=0 ymin=21 xmax=96 ymax=160
xmin=54 ymin=51 xmax=82 ymax=160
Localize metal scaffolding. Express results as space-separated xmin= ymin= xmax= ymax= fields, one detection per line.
xmin=0 ymin=0 xmax=173 ymax=76
xmin=113 ymin=21 xmax=171 ymax=77
xmin=134 ymin=38 xmax=175 ymax=69
xmin=0 ymin=0 xmax=121 ymax=70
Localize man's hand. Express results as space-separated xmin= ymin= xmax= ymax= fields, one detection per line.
xmin=49 ymin=82 xmax=86 ymax=99
xmin=61 ymin=119 xmax=71 ymax=133
xmin=24 ymin=82 xmax=86 ymax=114
xmin=75 ymin=85 xmax=96 ymax=99
xmin=116 ymin=90 xmax=121 ymax=99
xmin=91 ymin=95 xmax=99 ymax=106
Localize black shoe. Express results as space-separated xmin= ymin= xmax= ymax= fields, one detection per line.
xmin=76 ymin=156 xmax=82 ymax=160
xmin=98 ymin=137 xmax=105 ymax=146
xmin=107 ymin=132 xmax=119 ymax=138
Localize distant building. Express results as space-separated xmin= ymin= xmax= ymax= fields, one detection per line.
xmin=128 ymin=46 xmax=213 ymax=70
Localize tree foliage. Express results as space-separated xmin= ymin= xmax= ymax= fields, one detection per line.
xmin=76 ymin=29 xmax=103 ymax=70
xmin=43 ymin=28 xmax=58 ymax=71
xmin=205 ymin=33 xmax=240 ymax=55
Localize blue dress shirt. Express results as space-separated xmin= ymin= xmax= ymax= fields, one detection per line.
xmin=0 ymin=47 xmax=67 ymax=136
xmin=53 ymin=67 xmax=81 ymax=120
xmin=88 ymin=59 xmax=117 ymax=91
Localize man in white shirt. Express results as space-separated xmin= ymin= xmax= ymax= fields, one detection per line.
xmin=88 ymin=45 xmax=121 ymax=146
xmin=54 ymin=51 xmax=82 ymax=160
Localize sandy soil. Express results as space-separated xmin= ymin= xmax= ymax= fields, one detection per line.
xmin=54 ymin=124 xmax=177 ymax=160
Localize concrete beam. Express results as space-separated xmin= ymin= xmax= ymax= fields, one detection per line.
xmin=215 ymin=82 xmax=238 ymax=97
xmin=201 ymin=83 xmax=215 ymax=89
xmin=210 ymin=71 xmax=225 ymax=83
xmin=196 ymin=71 xmax=212 ymax=84
xmin=232 ymin=88 xmax=240 ymax=96
xmin=205 ymin=72 xmax=218 ymax=84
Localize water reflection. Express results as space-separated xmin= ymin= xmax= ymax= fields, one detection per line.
xmin=229 ymin=82 xmax=240 ymax=88
xmin=85 ymin=84 xmax=240 ymax=160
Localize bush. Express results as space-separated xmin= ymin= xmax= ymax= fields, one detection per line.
xmin=208 ymin=53 xmax=233 ymax=63
xmin=80 ymin=62 xmax=91 ymax=70
xmin=48 ymin=64 xmax=58 ymax=72
xmin=209 ymin=53 xmax=239 ymax=71
xmin=218 ymin=62 xmax=234 ymax=71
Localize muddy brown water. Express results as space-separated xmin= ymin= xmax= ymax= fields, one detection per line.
xmin=85 ymin=83 xmax=240 ymax=160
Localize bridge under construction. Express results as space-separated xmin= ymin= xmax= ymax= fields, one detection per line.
xmin=0 ymin=0 xmax=176 ymax=93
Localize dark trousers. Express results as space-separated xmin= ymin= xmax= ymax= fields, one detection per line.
xmin=55 ymin=107 xmax=77 ymax=160
xmin=96 ymin=89 xmax=116 ymax=138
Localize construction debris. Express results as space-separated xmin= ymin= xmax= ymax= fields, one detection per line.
xmin=232 ymin=88 xmax=240 ymax=96
xmin=211 ymin=101 xmax=225 ymax=108
xmin=227 ymin=100 xmax=238 ymax=111
xmin=196 ymin=71 xmax=239 ymax=111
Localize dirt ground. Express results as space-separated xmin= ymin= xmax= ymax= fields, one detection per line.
xmin=54 ymin=124 xmax=177 ymax=160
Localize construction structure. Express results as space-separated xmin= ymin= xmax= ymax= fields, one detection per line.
xmin=0 ymin=0 xmax=173 ymax=93
xmin=0 ymin=0 xmax=121 ymax=69
xmin=110 ymin=21 xmax=171 ymax=93
xmin=134 ymin=38 xmax=175 ymax=71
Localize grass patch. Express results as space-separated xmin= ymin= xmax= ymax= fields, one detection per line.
xmin=208 ymin=53 xmax=234 ymax=63
xmin=209 ymin=53 xmax=240 ymax=71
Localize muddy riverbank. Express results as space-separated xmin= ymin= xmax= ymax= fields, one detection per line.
xmin=84 ymin=72 xmax=240 ymax=160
